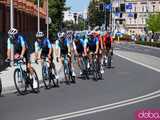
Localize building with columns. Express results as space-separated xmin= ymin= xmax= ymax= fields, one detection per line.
xmin=112 ymin=0 xmax=160 ymax=35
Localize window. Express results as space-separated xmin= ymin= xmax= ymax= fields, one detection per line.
xmin=142 ymin=18 xmax=144 ymax=24
xmin=142 ymin=6 xmax=145 ymax=12
xmin=134 ymin=6 xmax=137 ymax=12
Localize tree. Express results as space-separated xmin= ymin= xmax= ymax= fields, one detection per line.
xmin=48 ymin=0 xmax=68 ymax=39
xmin=147 ymin=13 xmax=160 ymax=32
xmin=87 ymin=0 xmax=111 ymax=30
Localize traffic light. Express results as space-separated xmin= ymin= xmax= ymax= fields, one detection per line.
xmin=99 ymin=3 xmax=104 ymax=11
xmin=120 ymin=4 xmax=125 ymax=12
xmin=134 ymin=13 xmax=137 ymax=19
xmin=120 ymin=13 xmax=123 ymax=18
xmin=115 ymin=7 xmax=120 ymax=13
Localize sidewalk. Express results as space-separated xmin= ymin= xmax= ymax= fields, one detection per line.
xmin=115 ymin=41 xmax=160 ymax=50
xmin=114 ymin=50 xmax=160 ymax=72
xmin=0 ymin=45 xmax=64 ymax=95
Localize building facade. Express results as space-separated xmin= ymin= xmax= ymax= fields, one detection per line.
xmin=112 ymin=0 xmax=160 ymax=35
xmin=0 ymin=0 xmax=47 ymax=61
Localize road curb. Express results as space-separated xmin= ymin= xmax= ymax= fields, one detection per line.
xmin=1 ymin=64 xmax=64 ymax=95
xmin=134 ymin=43 xmax=160 ymax=50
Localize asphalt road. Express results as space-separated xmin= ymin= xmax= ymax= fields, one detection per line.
xmin=115 ymin=42 xmax=160 ymax=58
xmin=0 ymin=43 xmax=160 ymax=120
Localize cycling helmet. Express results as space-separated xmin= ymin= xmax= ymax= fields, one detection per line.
xmin=8 ymin=28 xmax=18 ymax=36
xmin=58 ymin=32 xmax=65 ymax=38
xmin=36 ymin=32 xmax=44 ymax=38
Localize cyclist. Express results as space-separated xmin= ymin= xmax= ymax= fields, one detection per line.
xmin=103 ymin=32 xmax=113 ymax=56
xmin=6 ymin=28 xmax=38 ymax=88
xmin=86 ymin=31 xmax=102 ymax=71
xmin=97 ymin=31 xmax=105 ymax=73
xmin=35 ymin=32 xmax=52 ymax=62
xmin=35 ymin=32 xmax=58 ymax=80
xmin=73 ymin=33 xmax=87 ymax=75
xmin=6 ymin=28 xmax=30 ymax=68
xmin=56 ymin=32 xmax=76 ymax=83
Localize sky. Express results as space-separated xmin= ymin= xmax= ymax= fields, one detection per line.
xmin=66 ymin=0 xmax=91 ymax=12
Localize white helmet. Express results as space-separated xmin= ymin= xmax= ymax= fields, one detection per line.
xmin=8 ymin=28 xmax=18 ymax=36
xmin=58 ymin=32 xmax=65 ymax=38
xmin=36 ymin=32 xmax=44 ymax=38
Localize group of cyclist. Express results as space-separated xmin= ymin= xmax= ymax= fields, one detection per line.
xmin=5 ymin=28 xmax=113 ymax=89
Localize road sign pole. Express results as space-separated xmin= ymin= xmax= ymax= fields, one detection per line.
xmin=104 ymin=5 xmax=106 ymax=31
xmin=46 ymin=0 xmax=49 ymax=38
xmin=10 ymin=0 xmax=14 ymax=29
xmin=10 ymin=0 xmax=14 ymax=66
xmin=37 ymin=0 xmax=40 ymax=32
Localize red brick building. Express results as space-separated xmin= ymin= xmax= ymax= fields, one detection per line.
xmin=0 ymin=0 xmax=47 ymax=60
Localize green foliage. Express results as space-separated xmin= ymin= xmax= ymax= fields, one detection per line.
xmin=63 ymin=19 xmax=86 ymax=31
xmin=48 ymin=0 xmax=67 ymax=39
xmin=88 ymin=0 xmax=110 ymax=29
xmin=135 ymin=41 xmax=160 ymax=48
xmin=147 ymin=13 xmax=160 ymax=32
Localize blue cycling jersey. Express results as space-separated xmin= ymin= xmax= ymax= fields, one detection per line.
xmin=56 ymin=39 xmax=69 ymax=49
xmin=7 ymin=35 xmax=26 ymax=49
xmin=87 ymin=37 xmax=99 ymax=46
xmin=35 ymin=38 xmax=52 ymax=52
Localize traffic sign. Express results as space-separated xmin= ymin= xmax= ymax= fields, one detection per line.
xmin=104 ymin=3 xmax=112 ymax=11
xmin=126 ymin=3 xmax=132 ymax=10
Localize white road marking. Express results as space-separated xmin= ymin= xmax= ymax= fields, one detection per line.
xmin=114 ymin=51 xmax=160 ymax=73
xmin=37 ymin=89 xmax=160 ymax=120
xmin=37 ymin=51 xmax=160 ymax=120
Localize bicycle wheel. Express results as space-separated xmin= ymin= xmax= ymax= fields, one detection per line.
xmin=42 ymin=64 xmax=50 ymax=89
xmin=107 ymin=52 xmax=112 ymax=68
xmin=30 ymin=68 xmax=40 ymax=93
xmin=0 ymin=78 xmax=2 ymax=96
xmin=92 ymin=61 xmax=98 ymax=81
xmin=14 ymin=68 xmax=26 ymax=95
xmin=96 ymin=60 xmax=103 ymax=80
xmin=50 ymin=63 xmax=59 ymax=87
xmin=82 ymin=57 xmax=89 ymax=80
xmin=63 ymin=62 xmax=71 ymax=85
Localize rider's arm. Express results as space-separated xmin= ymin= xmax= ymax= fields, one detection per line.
xmin=100 ymin=36 xmax=104 ymax=50
xmin=55 ymin=40 xmax=61 ymax=58
xmin=95 ymin=38 xmax=99 ymax=54
xmin=103 ymin=36 xmax=106 ymax=50
xmin=20 ymin=37 xmax=26 ymax=57
xmin=67 ymin=40 xmax=71 ymax=54
xmin=7 ymin=38 xmax=12 ymax=59
xmin=47 ymin=39 xmax=52 ymax=57
xmin=35 ymin=41 xmax=42 ymax=60
xmin=73 ymin=41 xmax=78 ymax=55
xmin=84 ymin=39 xmax=88 ymax=56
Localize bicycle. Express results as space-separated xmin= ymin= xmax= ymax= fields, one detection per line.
xmin=90 ymin=53 xmax=103 ymax=81
xmin=41 ymin=57 xmax=59 ymax=89
xmin=62 ymin=55 xmax=76 ymax=84
xmin=78 ymin=55 xmax=89 ymax=80
xmin=13 ymin=58 xmax=39 ymax=95
xmin=107 ymin=48 xmax=113 ymax=68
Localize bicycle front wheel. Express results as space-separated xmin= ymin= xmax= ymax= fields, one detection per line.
xmin=14 ymin=68 xmax=26 ymax=95
xmin=30 ymin=68 xmax=40 ymax=93
xmin=107 ymin=53 xmax=112 ymax=68
xmin=42 ymin=65 xmax=50 ymax=89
